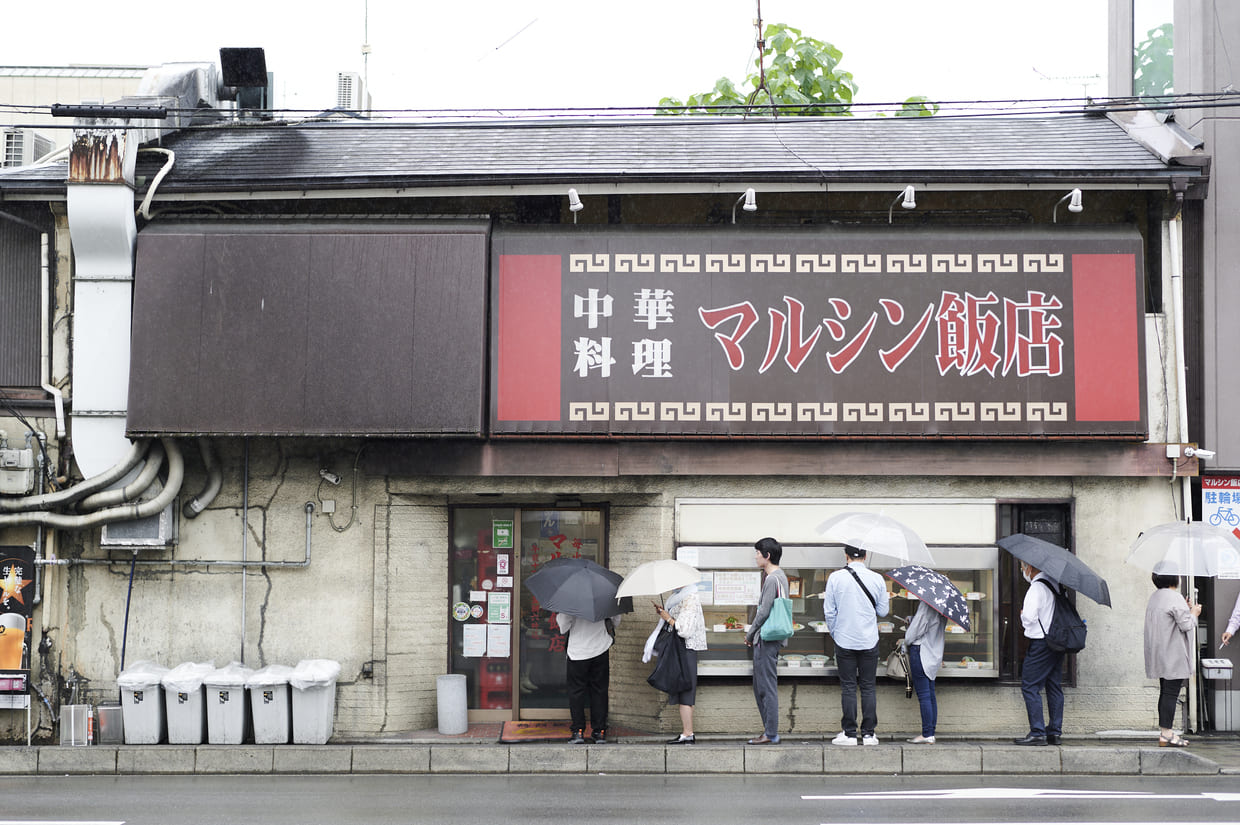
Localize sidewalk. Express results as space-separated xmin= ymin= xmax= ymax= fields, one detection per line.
xmin=3 ymin=729 xmax=1237 ymax=776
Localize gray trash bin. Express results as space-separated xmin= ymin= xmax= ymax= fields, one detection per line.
xmin=205 ymin=662 xmax=253 ymax=745
xmin=289 ymin=659 xmax=340 ymax=745
xmin=161 ymin=662 xmax=214 ymax=745
xmin=436 ymin=674 xmax=468 ymax=735
xmin=117 ymin=660 xmax=169 ymax=744
xmin=247 ymin=664 xmax=294 ymax=745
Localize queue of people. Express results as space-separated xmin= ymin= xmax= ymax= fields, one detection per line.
xmin=557 ymin=535 xmax=1223 ymax=748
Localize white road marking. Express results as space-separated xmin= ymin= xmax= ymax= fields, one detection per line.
xmin=802 ymin=787 xmax=1240 ymax=801
xmin=0 ymin=821 xmax=125 ymax=824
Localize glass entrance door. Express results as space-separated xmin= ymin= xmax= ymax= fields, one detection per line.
xmin=449 ymin=506 xmax=607 ymax=721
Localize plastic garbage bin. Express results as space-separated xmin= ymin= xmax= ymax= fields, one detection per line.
xmin=117 ymin=660 xmax=169 ymax=744
xmin=289 ymin=659 xmax=340 ymax=745
xmin=97 ymin=703 xmax=124 ymax=744
xmin=436 ymin=674 xmax=468 ymax=735
xmin=205 ymin=662 xmax=253 ymax=745
xmin=246 ymin=664 xmax=294 ymax=745
xmin=161 ymin=661 xmax=214 ymax=745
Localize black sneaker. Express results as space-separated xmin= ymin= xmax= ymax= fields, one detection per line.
xmin=666 ymin=734 xmax=695 ymax=744
xmin=591 ymin=729 xmax=607 ymax=744
xmin=567 ymin=729 xmax=587 ymax=744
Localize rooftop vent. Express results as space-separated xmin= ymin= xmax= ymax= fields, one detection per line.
xmin=219 ymin=47 xmax=272 ymax=118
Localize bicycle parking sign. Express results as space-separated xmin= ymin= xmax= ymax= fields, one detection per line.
xmin=1203 ymin=476 xmax=1240 ymax=578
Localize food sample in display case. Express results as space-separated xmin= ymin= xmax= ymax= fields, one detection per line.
xmin=680 ymin=545 xmax=998 ymax=678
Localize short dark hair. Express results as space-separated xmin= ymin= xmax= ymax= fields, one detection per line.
xmin=754 ymin=536 xmax=783 ymax=565
xmin=844 ymin=545 xmax=866 ymax=559
xmin=1151 ymin=571 xmax=1179 ymax=590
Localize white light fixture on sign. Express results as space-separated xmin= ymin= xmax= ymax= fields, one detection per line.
xmin=1053 ymin=188 xmax=1084 ymax=223
xmin=888 ymin=185 xmax=916 ymax=223
xmin=732 ymin=188 xmax=758 ymax=224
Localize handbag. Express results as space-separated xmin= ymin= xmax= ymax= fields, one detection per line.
xmin=886 ymin=640 xmax=912 ymax=698
xmin=647 ymin=625 xmax=694 ymax=694
xmin=759 ymin=580 xmax=795 ymax=642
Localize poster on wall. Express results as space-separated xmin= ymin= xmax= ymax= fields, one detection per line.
xmin=1203 ymin=477 xmax=1240 ymax=579
xmin=0 ymin=546 xmax=35 ymax=671
xmin=491 ymin=227 xmax=1147 ymax=439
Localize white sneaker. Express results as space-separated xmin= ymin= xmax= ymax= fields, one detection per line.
xmin=908 ymin=735 xmax=935 ymax=744
xmin=832 ymin=731 xmax=858 ymax=746
xmin=862 ymin=734 xmax=880 ymax=745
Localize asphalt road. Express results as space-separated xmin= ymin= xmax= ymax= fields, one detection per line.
xmin=3 ymin=774 xmax=1239 ymax=825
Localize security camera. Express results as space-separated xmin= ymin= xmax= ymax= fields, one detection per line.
xmin=1184 ymin=446 xmax=1216 ymax=459
xmin=319 ymin=469 xmax=341 ymax=485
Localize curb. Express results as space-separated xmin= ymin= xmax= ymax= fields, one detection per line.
xmin=0 ymin=742 xmax=1221 ymax=776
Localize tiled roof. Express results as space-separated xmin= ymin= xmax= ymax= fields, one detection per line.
xmin=0 ymin=112 xmax=1199 ymax=197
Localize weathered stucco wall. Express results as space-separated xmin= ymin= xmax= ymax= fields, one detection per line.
xmin=3 ymin=436 xmax=1183 ymax=742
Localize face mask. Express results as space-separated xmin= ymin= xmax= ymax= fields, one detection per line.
xmin=1021 ymin=568 xmax=1032 ymax=583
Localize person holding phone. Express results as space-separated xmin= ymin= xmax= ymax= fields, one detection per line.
xmin=648 ymin=584 xmax=707 ymax=744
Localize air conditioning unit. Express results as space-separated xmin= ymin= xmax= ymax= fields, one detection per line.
xmin=2 ymin=128 xmax=54 ymax=168
xmin=336 ymin=71 xmax=371 ymax=111
xmin=100 ymin=502 xmax=178 ymax=548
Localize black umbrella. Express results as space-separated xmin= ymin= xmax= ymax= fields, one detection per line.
xmin=997 ymin=533 xmax=1112 ymax=607
xmin=884 ymin=565 xmax=971 ymax=631
xmin=525 ymin=557 xmax=634 ymax=621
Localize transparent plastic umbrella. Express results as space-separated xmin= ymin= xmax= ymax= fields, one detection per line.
xmin=1127 ymin=521 xmax=1240 ymax=578
xmin=816 ymin=512 xmax=935 ymax=566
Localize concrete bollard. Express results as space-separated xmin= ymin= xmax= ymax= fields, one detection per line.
xmin=436 ymin=674 xmax=468 ymax=735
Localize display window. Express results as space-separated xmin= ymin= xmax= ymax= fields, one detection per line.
xmin=680 ymin=545 xmax=998 ymax=678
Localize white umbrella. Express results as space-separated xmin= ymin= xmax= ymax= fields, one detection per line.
xmin=816 ymin=512 xmax=936 ymax=566
xmin=616 ymin=559 xmax=702 ymax=600
xmin=1127 ymin=520 xmax=1240 ymax=577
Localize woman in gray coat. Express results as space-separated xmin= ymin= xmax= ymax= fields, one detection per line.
xmin=1142 ymin=572 xmax=1201 ymax=747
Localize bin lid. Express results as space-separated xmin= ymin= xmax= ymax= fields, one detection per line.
xmin=245 ymin=664 xmax=295 ymax=687
xmin=161 ymin=661 xmax=216 ymax=692
xmin=289 ymin=658 xmax=341 ymax=690
xmin=117 ymin=660 xmax=170 ymax=689
xmin=205 ymin=661 xmax=255 ymax=688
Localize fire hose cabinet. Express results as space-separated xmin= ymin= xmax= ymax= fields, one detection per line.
xmin=116 ymin=661 xmax=169 ymax=744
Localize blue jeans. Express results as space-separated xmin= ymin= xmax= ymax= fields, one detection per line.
xmin=1020 ymin=638 xmax=1065 ymax=737
xmin=836 ymin=645 xmax=879 ymax=737
xmin=908 ymin=644 xmax=937 ymax=738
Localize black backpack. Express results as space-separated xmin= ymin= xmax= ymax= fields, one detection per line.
xmin=1036 ymin=578 xmax=1087 ymax=654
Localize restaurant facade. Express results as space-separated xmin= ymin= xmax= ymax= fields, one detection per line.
xmin=0 ymin=59 xmax=1218 ymax=741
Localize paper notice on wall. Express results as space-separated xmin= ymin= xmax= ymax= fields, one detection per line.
xmin=1203 ymin=476 xmax=1240 ymax=578
xmin=487 ymin=623 xmax=511 ymax=657
xmin=713 ymin=570 xmax=762 ymax=605
xmin=677 ymin=547 xmax=699 ymax=567
xmin=469 ymin=591 xmax=487 ymax=602
xmin=695 ymin=572 xmax=715 ymax=606
xmin=496 ymin=576 xmax=514 ymax=589
xmin=488 ymin=592 xmax=512 ymax=623
xmin=462 ymin=624 xmax=486 ymax=657
xmin=498 ymin=554 xmax=510 ymax=575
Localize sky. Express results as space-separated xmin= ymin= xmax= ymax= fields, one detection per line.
xmin=1 ymin=0 xmax=1135 ymax=116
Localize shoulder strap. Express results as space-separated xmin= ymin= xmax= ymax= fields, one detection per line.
xmin=846 ymin=566 xmax=878 ymax=610
xmin=1035 ymin=577 xmax=1059 ymax=634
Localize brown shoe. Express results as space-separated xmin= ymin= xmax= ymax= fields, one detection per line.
xmin=746 ymin=734 xmax=781 ymax=745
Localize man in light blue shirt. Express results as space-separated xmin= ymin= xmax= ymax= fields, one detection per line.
xmin=823 ymin=545 xmax=890 ymax=746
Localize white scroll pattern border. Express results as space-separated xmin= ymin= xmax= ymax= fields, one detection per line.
xmin=565 ymin=400 xmax=1075 ymax=424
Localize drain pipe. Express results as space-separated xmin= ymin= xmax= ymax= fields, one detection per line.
xmin=0 ymin=439 xmax=148 ymax=513
xmin=76 ymin=440 xmax=164 ymax=512
xmin=39 ymin=232 xmax=65 ymax=440
xmin=182 ymin=438 xmax=222 ymax=519
xmin=240 ymin=438 xmax=248 ymax=665
xmin=0 ymin=439 xmax=183 ymax=530
xmin=36 ymin=501 xmax=315 ymax=570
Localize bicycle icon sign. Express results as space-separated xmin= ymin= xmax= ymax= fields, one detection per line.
xmin=1209 ymin=507 xmax=1240 ymax=527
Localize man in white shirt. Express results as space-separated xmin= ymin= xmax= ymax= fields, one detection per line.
xmin=1014 ymin=561 xmax=1063 ymax=745
xmin=823 ymin=545 xmax=890 ymax=746
xmin=556 ymin=612 xmax=619 ymax=744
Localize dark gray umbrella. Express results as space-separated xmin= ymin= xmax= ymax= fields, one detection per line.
xmin=525 ymin=557 xmax=634 ymax=621
xmin=997 ymin=533 xmax=1112 ymax=606
xmin=884 ymin=565 xmax=971 ymax=631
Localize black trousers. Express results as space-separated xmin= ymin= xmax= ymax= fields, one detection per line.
xmin=1158 ymin=677 xmax=1185 ymax=729
xmin=567 ymin=651 xmax=610 ymax=734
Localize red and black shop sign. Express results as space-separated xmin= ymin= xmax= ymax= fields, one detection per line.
xmin=490 ymin=226 xmax=1146 ymax=439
